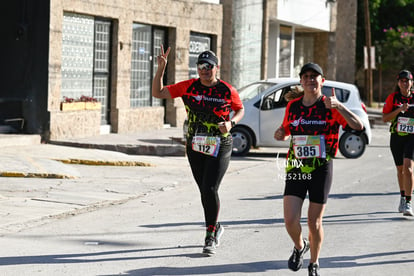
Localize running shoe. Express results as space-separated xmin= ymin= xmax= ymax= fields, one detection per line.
xmin=308 ymin=263 xmax=320 ymax=276
xmin=399 ymin=197 xmax=405 ymax=213
xmin=215 ymin=223 xmax=224 ymax=247
xmin=202 ymin=236 xmax=216 ymax=255
xmin=288 ymin=238 xmax=310 ymax=271
xmin=404 ymin=202 xmax=414 ymax=216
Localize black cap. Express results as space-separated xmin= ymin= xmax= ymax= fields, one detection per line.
xmin=397 ymin=70 xmax=413 ymax=80
xmin=299 ymin=63 xmax=324 ymax=77
xmin=197 ymin=50 xmax=218 ymax=66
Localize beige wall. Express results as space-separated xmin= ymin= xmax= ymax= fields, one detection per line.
xmin=48 ymin=0 xmax=222 ymax=139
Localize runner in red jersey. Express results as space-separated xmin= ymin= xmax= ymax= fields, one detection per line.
xmin=382 ymin=70 xmax=414 ymax=216
xmin=152 ymin=46 xmax=244 ymax=256
xmin=274 ymin=63 xmax=363 ymax=276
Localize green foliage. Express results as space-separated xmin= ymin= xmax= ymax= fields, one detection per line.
xmin=381 ymin=26 xmax=414 ymax=71
xmin=357 ymin=0 xmax=414 ymax=71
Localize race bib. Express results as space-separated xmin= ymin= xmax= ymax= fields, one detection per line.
xmin=192 ymin=136 xmax=221 ymax=157
xmin=397 ymin=117 xmax=414 ymax=134
xmin=293 ymin=135 xmax=326 ymax=159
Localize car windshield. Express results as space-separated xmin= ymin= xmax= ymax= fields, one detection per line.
xmin=238 ymin=82 xmax=275 ymax=101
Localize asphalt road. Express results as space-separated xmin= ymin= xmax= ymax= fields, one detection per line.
xmin=0 ymin=125 xmax=413 ymax=276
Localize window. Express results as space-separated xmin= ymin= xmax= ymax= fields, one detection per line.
xmin=61 ymin=13 xmax=94 ymax=100
xmin=130 ymin=23 xmax=166 ymax=108
xmin=279 ymin=25 xmax=293 ymax=77
xmin=61 ymin=13 xmax=112 ymax=124
xmin=189 ymin=33 xmax=211 ymax=79
xmin=322 ymin=86 xmax=350 ymax=103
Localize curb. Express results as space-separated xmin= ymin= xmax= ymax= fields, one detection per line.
xmin=56 ymin=158 xmax=154 ymax=167
xmin=48 ymin=141 xmax=186 ymax=156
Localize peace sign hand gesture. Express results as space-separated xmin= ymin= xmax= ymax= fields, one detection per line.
xmin=157 ymin=45 xmax=171 ymax=69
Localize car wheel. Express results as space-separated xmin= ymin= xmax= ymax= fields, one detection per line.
xmin=231 ymin=127 xmax=252 ymax=156
xmin=339 ymin=132 xmax=366 ymax=158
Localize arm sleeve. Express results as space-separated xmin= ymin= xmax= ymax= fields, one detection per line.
xmin=382 ymin=92 xmax=395 ymax=114
xmin=166 ymin=79 xmax=195 ymax=98
xmin=230 ymin=86 xmax=244 ymax=111
xmin=281 ymin=101 xmax=293 ymax=136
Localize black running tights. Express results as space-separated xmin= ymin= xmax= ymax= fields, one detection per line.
xmin=186 ymin=136 xmax=232 ymax=227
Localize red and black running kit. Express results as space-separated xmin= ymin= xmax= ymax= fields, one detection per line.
xmin=281 ymin=96 xmax=348 ymax=204
xmin=383 ymin=91 xmax=414 ymax=165
xmin=168 ymin=78 xmax=243 ymax=137
xmin=167 ymin=78 xmax=243 ymax=228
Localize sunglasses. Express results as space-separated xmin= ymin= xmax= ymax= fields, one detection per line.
xmin=197 ymin=63 xmax=215 ymax=70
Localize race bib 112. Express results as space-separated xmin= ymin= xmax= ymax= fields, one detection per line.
xmin=192 ymin=136 xmax=221 ymax=157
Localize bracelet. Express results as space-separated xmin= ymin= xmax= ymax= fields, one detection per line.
xmin=231 ymin=120 xmax=236 ymax=127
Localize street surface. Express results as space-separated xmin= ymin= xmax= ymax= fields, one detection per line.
xmin=0 ymin=125 xmax=413 ymax=275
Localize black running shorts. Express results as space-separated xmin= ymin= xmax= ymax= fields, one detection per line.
xmin=284 ymin=160 xmax=333 ymax=204
xmin=390 ymin=133 xmax=414 ymax=166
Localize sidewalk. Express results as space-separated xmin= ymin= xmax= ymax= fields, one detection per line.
xmin=0 ymin=127 xmax=188 ymax=234
xmin=48 ymin=126 xmax=186 ymax=157
xmin=0 ymin=126 xmax=185 ymax=179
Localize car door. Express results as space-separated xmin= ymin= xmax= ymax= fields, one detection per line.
xmin=258 ymin=83 xmax=301 ymax=146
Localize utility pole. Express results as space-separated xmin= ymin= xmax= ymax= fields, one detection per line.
xmin=364 ymin=0 xmax=373 ymax=107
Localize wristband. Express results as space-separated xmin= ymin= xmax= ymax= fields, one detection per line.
xmin=231 ymin=120 xmax=236 ymax=127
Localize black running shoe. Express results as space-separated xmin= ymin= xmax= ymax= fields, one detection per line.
xmin=288 ymin=238 xmax=310 ymax=271
xmin=308 ymin=263 xmax=320 ymax=276
xmin=202 ymin=236 xmax=216 ymax=255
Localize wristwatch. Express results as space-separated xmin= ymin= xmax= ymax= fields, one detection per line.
xmin=231 ymin=120 xmax=236 ymax=127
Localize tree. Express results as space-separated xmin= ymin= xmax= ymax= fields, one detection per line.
xmin=357 ymin=0 xmax=414 ymax=101
xmin=357 ymin=0 xmax=414 ymax=71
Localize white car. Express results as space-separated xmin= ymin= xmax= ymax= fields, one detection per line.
xmin=231 ymin=78 xmax=372 ymax=158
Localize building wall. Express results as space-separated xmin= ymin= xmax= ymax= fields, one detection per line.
xmin=220 ymin=0 xmax=357 ymax=89
xmin=48 ymin=0 xmax=222 ymax=139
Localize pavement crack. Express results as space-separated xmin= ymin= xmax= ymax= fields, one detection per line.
xmin=31 ymin=198 xmax=87 ymax=206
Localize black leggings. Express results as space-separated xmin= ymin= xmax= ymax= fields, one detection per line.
xmin=186 ymin=136 xmax=232 ymax=227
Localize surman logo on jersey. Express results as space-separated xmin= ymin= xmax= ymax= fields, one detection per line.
xmin=192 ymin=95 xmax=226 ymax=103
xmin=291 ymin=117 xmax=327 ymax=127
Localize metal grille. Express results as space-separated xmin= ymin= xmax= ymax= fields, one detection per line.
xmin=152 ymin=29 xmax=165 ymax=107
xmin=93 ymin=20 xmax=111 ymax=124
xmin=130 ymin=24 xmax=151 ymax=108
xmin=94 ymin=21 xmax=110 ymax=73
xmin=61 ymin=13 xmax=94 ymax=100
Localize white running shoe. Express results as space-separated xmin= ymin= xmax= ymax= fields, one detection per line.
xmin=399 ymin=197 xmax=406 ymax=213
xmin=403 ymin=202 xmax=413 ymax=216
xmin=215 ymin=223 xmax=224 ymax=247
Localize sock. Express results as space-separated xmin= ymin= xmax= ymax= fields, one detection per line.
xmin=406 ymin=196 xmax=412 ymax=203
xmin=401 ymin=191 xmax=405 ymax=197
xmin=206 ymin=225 xmax=216 ymax=237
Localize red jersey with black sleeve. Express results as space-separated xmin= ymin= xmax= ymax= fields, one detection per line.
xmin=281 ymin=96 xmax=348 ymax=173
xmin=382 ymin=91 xmax=414 ymax=136
xmin=167 ymin=78 xmax=243 ymax=137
